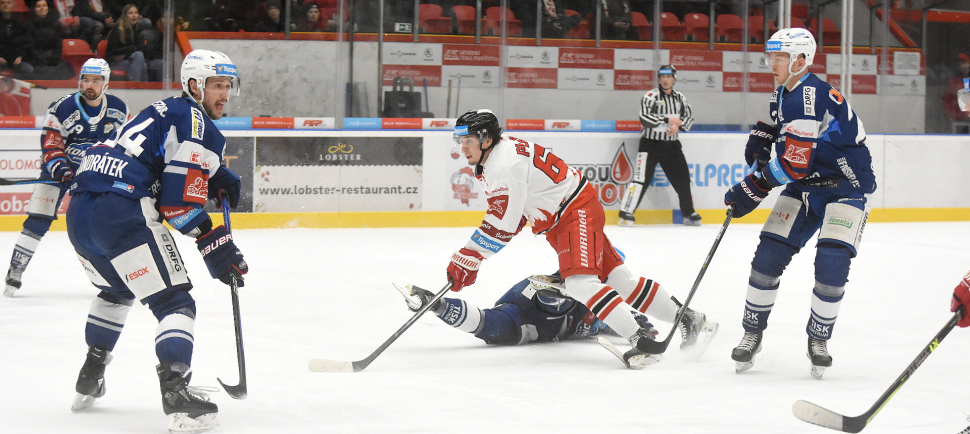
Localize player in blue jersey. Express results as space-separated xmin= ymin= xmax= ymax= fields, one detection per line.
xmin=398 ymin=269 xmax=718 ymax=358
xmin=3 ymin=58 xmax=128 ymax=297
xmin=66 ymin=50 xmax=247 ymax=434
xmin=723 ymin=29 xmax=876 ymax=379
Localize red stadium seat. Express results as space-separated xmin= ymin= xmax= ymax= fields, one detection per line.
xmin=95 ymin=40 xmax=128 ymax=81
xmin=62 ymin=39 xmax=94 ymax=78
xmin=684 ymin=13 xmax=709 ymax=42
xmin=419 ymin=4 xmax=453 ymax=34
xmin=748 ymin=15 xmax=777 ymax=43
xmin=564 ymin=9 xmax=589 ymax=39
xmin=630 ymin=11 xmax=652 ymax=40
xmin=452 ymin=5 xmax=480 ymax=35
xmin=810 ymin=17 xmax=841 ymax=46
xmin=789 ymin=16 xmax=808 ymax=30
xmin=659 ymin=12 xmax=685 ymax=41
xmin=11 ymin=0 xmax=27 ymax=12
xmin=715 ymin=14 xmax=744 ymax=43
xmin=484 ymin=6 xmax=521 ymax=36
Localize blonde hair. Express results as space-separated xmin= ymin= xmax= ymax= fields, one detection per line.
xmin=117 ymin=4 xmax=138 ymax=42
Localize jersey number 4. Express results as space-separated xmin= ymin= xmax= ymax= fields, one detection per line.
xmin=114 ymin=118 xmax=154 ymax=157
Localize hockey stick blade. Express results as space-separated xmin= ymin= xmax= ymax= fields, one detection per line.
xmin=792 ymin=308 xmax=964 ymax=433
xmin=639 ymin=207 xmax=734 ymax=355
xmin=597 ymin=337 xmax=632 ymax=369
xmin=217 ymin=194 xmax=248 ymax=399
xmin=308 ymin=281 xmax=454 ymax=373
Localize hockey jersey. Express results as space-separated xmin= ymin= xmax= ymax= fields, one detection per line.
xmin=463 ymin=136 xmax=594 ymax=259
xmin=72 ymin=96 xmax=227 ymax=236
xmin=765 ymin=73 xmax=876 ymax=194
xmin=40 ymin=93 xmax=128 ymax=174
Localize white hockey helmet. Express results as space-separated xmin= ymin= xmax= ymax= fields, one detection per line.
xmin=78 ymin=58 xmax=110 ymax=101
xmin=180 ymin=49 xmax=240 ymax=101
xmin=766 ymin=28 xmax=817 ymax=81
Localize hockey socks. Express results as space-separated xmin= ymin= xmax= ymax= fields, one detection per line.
xmin=84 ymin=294 xmax=132 ymax=351
xmin=156 ymin=309 xmax=196 ymax=367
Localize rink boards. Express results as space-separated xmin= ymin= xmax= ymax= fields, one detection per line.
xmin=0 ymin=129 xmax=967 ymax=229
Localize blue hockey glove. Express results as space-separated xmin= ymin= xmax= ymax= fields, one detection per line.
xmin=745 ymin=121 xmax=776 ymax=170
xmin=46 ymin=157 xmax=74 ymax=183
xmin=724 ymin=174 xmax=770 ymax=218
xmin=208 ymin=167 xmax=241 ymax=209
xmin=196 ymin=225 xmax=247 ymax=286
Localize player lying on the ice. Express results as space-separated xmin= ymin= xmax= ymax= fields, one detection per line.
xmin=396 ymin=272 xmax=719 ymax=362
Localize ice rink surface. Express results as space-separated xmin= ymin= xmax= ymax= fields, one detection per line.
xmin=3 ymin=220 xmax=970 ymax=434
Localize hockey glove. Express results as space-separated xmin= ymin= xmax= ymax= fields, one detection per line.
xmin=208 ymin=167 xmax=241 ymax=209
xmin=745 ymin=121 xmax=776 ymax=171
xmin=46 ymin=156 xmax=74 ymax=183
xmin=196 ymin=225 xmax=248 ymax=287
xmin=950 ymin=271 xmax=970 ymax=327
xmin=724 ymin=174 xmax=770 ymax=218
xmin=446 ymin=248 xmax=483 ymax=292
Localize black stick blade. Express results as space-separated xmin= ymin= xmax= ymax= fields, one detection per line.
xmin=218 ymin=377 xmax=248 ymax=400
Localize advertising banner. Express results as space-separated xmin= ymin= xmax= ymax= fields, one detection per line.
xmin=254 ymin=136 xmax=423 ymax=212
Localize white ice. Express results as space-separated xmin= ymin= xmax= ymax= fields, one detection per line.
xmin=3 ymin=221 xmax=970 ymax=434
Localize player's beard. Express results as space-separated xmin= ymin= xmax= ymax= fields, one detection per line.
xmin=82 ymin=89 xmax=101 ymax=102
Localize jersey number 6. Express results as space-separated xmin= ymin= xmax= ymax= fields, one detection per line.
xmin=533 ymin=143 xmax=567 ymax=184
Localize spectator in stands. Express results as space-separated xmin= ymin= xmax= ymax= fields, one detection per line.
xmin=541 ymin=0 xmax=579 ymax=39
xmin=104 ymin=0 xmax=157 ymax=25
xmin=0 ymin=0 xmax=35 ymax=79
xmin=942 ymin=52 xmax=970 ymax=133
xmin=72 ymin=0 xmax=115 ymax=48
xmin=601 ymin=0 xmax=637 ymax=40
xmin=48 ymin=0 xmax=104 ymax=49
xmin=253 ymin=0 xmax=288 ymax=33
xmin=296 ymin=2 xmax=327 ymax=32
xmin=105 ymin=3 xmax=160 ymax=81
xmin=25 ymin=0 xmax=76 ymax=79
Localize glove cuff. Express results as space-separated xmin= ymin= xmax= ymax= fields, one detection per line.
xmin=452 ymin=248 xmax=483 ymax=270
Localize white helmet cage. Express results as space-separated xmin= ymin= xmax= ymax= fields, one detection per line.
xmin=78 ymin=58 xmax=110 ymax=101
xmin=765 ymin=28 xmax=817 ymax=79
xmin=180 ymin=49 xmax=241 ymax=106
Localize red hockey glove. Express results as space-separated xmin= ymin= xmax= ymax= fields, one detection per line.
xmin=950 ymin=271 xmax=970 ymax=327
xmin=446 ymin=248 xmax=483 ymax=292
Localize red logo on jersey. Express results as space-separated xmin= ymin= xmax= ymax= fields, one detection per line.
xmin=183 ymin=169 xmax=208 ymax=204
xmin=128 ymin=267 xmax=149 ymax=281
xmin=487 ymin=194 xmax=509 ymax=219
xmin=782 ymin=138 xmax=812 ymax=168
xmin=190 ymin=152 xmax=201 ymax=165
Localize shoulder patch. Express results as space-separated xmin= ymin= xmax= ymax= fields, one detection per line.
xmin=50 ymin=94 xmax=71 ymax=112
xmin=190 ymin=107 xmax=205 ymax=140
xmin=828 ymin=88 xmax=844 ymax=104
xmin=770 ymin=90 xmax=778 ymax=103
xmin=107 ymin=108 xmax=124 ymax=120
xmin=803 ymin=86 xmax=816 ymax=116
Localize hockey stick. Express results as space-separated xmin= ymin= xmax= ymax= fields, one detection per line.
xmin=309 ymin=280 xmax=454 ymax=372
xmin=638 ymin=206 xmax=734 ymax=354
xmin=792 ymin=307 xmax=965 ymax=433
xmin=216 ymin=193 xmax=247 ymax=399
xmin=0 ymin=177 xmax=59 ymax=186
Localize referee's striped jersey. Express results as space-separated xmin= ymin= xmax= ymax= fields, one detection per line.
xmin=639 ymin=88 xmax=694 ymax=141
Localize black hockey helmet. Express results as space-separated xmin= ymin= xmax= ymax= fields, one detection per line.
xmin=454 ymin=109 xmax=502 ymax=146
xmin=658 ymin=64 xmax=676 ymax=78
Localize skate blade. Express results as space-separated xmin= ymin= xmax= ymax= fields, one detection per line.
xmin=627 ymin=353 xmax=662 ymax=369
xmin=71 ymin=393 xmax=97 ymax=411
xmin=391 ymin=283 xmax=423 ymax=311
xmin=3 ymin=285 xmax=17 ymax=297
xmin=168 ymin=412 xmax=219 ymax=434
xmin=735 ymin=360 xmax=755 ymax=374
xmin=617 ymin=219 xmax=634 ymax=227
xmin=810 ymin=365 xmax=826 ymax=380
xmin=681 ymin=321 xmax=719 ymax=360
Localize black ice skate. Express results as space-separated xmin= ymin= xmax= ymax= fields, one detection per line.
xmin=158 ymin=363 xmax=219 ymax=434
xmin=617 ymin=211 xmax=635 ymax=227
xmin=684 ymin=212 xmax=702 ymax=226
xmin=731 ymin=331 xmax=763 ymax=373
xmin=677 ymin=307 xmax=719 ymax=355
xmin=71 ymin=346 xmax=111 ymax=411
xmin=807 ymin=337 xmax=833 ymax=380
xmin=393 ymin=283 xmax=440 ymax=312
xmin=4 ymin=265 xmax=23 ymax=297
xmin=622 ymin=326 xmax=662 ymax=369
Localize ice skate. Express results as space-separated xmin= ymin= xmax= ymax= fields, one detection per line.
xmin=677 ymin=306 xmax=719 ymax=355
xmin=807 ymin=337 xmax=833 ymax=380
xmin=71 ymin=346 xmax=112 ymax=411
xmin=731 ymin=331 xmax=763 ymax=373
xmin=393 ymin=283 xmax=439 ymax=312
xmin=623 ymin=326 xmax=662 ymax=369
xmin=158 ymin=363 xmax=219 ymax=434
xmin=684 ymin=212 xmax=702 ymax=226
xmin=617 ymin=211 xmax=635 ymax=227
xmin=4 ymin=266 xmax=23 ymax=297
xmin=526 ymin=274 xmax=567 ymax=298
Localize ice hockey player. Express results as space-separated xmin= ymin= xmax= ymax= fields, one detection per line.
xmin=399 ymin=268 xmax=717 ymax=358
xmin=951 ymin=271 xmax=970 ymax=327
xmin=723 ymin=29 xmax=875 ymax=379
xmin=617 ymin=64 xmax=701 ymax=227
xmin=66 ymin=49 xmax=248 ymax=433
xmin=446 ymin=108 xmax=695 ymax=368
xmin=3 ymin=58 xmax=128 ymax=297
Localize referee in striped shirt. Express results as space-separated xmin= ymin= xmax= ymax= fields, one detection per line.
xmin=618 ymin=64 xmax=701 ymax=226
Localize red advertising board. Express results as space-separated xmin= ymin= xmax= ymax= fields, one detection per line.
xmin=382 ymin=65 xmax=442 ymax=86
xmin=826 ymin=75 xmax=878 ymax=94
xmin=506 ymin=119 xmax=545 ymax=130
xmin=722 ymin=72 xmax=776 ymax=93
xmin=381 ymin=118 xmax=423 ymax=129
xmin=506 ymin=67 xmax=557 ymax=89
xmin=0 ymin=117 xmax=35 ymax=128
xmin=442 ymin=44 xmax=500 ymax=66
xmin=252 ymin=117 xmax=294 ymax=129
xmin=613 ymin=70 xmax=654 ymax=91
xmin=558 ymin=48 xmax=614 ymax=70
xmin=668 ymin=50 xmax=722 ymax=71
xmin=616 ymin=120 xmax=641 ymax=131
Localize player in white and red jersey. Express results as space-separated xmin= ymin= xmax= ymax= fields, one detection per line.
xmin=445 ymin=109 xmax=714 ymax=368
